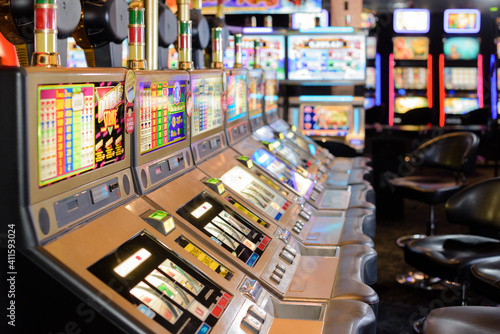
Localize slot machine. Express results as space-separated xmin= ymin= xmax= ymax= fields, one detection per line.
xmin=137 ymin=16 xmax=379 ymax=314
xmin=440 ymin=9 xmax=484 ymax=126
xmin=389 ymin=8 xmax=433 ymax=126
xmin=364 ymin=35 xmax=382 ymax=123
xmin=2 ymin=1 xmax=378 ymax=333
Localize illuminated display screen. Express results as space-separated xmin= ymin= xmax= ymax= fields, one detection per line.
xmin=291 ymin=10 xmax=329 ymax=30
xmin=264 ymin=71 xmax=278 ymax=115
xmin=393 ymin=37 xmax=429 ymax=60
xmin=366 ymin=67 xmax=376 ymax=89
xmin=220 ymin=165 xmax=289 ymax=221
xmin=200 ymin=0 xmax=321 ymax=15
xmin=248 ymin=70 xmax=264 ymax=119
xmin=394 ymin=67 xmax=428 ymax=90
xmin=444 ymin=9 xmax=481 ymax=34
xmin=444 ymin=68 xmax=477 ymax=90
xmin=139 ymin=80 xmax=186 ymax=155
xmin=444 ymin=97 xmax=479 ymax=114
xmin=67 ymin=37 xmax=87 ymax=68
xmin=443 ymin=37 xmax=480 ymax=60
xmin=226 ymin=74 xmax=248 ymax=123
xmin=177 ymin=192 xmax=270 ymax=267
xmin=394 ymin=96 xmax=428 ymax=114
xmin=287 ymin=34 xmax=366 ymax=81
xmin=252 ymin=127 xmax=302 ymax=167
xmin=301 ymin=105 xmax=350 ymax=136
xmin=366 ymin=36 xmax=377 ymax=60
xmin=223 ymin=35 xmax=286 ymax=80
xmin=38 ymin=82 xmax=125 ymax=187
xmin=251 ymin=148 xmax=313 ymax=197
xmin=89 ymin=232 xmax=232 ymax=333
xmin=192 ymin=77 xmax=223 ymax=136
xmin=393 ymin=9 xmax=430 ymax=33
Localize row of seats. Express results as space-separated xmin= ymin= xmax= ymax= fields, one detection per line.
xmin=387 ymin=131 xmax=500 ymax=333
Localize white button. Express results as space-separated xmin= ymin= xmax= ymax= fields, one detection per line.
xmin=242 ymin=314 xmax=262 ymax=334
xmin=248 ymin=305 xmax=267 ymax=323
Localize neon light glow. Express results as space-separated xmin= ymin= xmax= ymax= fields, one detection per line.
xmin=427 ymin=54 xmax=433 ymax=108
xmin=478 ymin=54 xmax=484 ymax=108
xmin=491 ymin=54 xmax=498 ymax=119
xmin=354 ymin=108 xmax=360 ymax=134
xmin=439 ymin=54 xmax=445 ymax=127
xmin=242 ymin=27 xmax=273 ymax=34
xmin=393 ymin=9 xmax=430 ymax=33
xmin=375 ymin=53 xmax=381 ymax=106
xmin=389 ymin=53 xmax=395 ymax=126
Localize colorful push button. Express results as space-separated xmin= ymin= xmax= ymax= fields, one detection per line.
xmin=261 ymin=237 xmax=270 ymax=245
xmin=223 ymin=292 xmax=232 ymax=300
xmin=257 ymin=242 xmax=266 ymax=251
xmin=211 ymin=305 xmax=223 ymax=318
xmin=246 ymin=253 xmax=259 ymax=267
xmin=197 ymin=323 xmax=211 ymax=334
xmin=217 ymin=296 xmax=229 ymax=309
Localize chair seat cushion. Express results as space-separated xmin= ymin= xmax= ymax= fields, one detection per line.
xmin=423 ymin=306 xmax=500 ymax=334
xmin=390 ymin=176 xmax=464 ymax=204
xmin=404 ymin=235 xmax=500 ymax=282
xmin=471 ymin=259 xmax=500 ymax=304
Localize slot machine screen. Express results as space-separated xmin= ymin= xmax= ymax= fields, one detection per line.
xmin=443 ymin=37 xmax=480 ymax=60
xmin=223 ymin=35 xmax=286 ymax=80
xmin=220 ymin=165 xmax=290 ymax=221
xmin=393 ymin=8 xmax=430 ymax=33
xmin=444 ymin=9 xmax=481 ymax=34
xmin=264 ymin=71 xmax=279 ymax=116
xmin=444 ymin=68 xmax=477 ymax=90
xmin=191 ymin=76 xmax=223 ymax=137
xmin=287 ymin=33 xmax=366 ymax=82
xmin=248 ymin=70 xmax=264 ymax=120
xmin=393 ymin=37 xmax=429 ymax=60
xmin=177 ymin=191 xmax=271 ymax=268
xmin=444 ymin=97 xmax=479 ymax=114
xmin=38 ymin=81 xmax=125 ymax=187
xmin=394 ymin=67 xmax=428 ymax=90
xmin=89 ymin=231 xmax=233 ymax=334
xmin=139 ymin=80 xmax=187 ymax=155
xmin=301 ymin=104 xmax=350 ymax=137
xmin=226 ymin=73 xmax=248 ymax=123
xmin=366 ymin=67 xmax=376 ymax=89
xmin=67 ymin=37 xmax=87 ymax=68
xmin=366 ymin=36 xmax=377 ymax=60
xmin=251 ymin=148 xmax=313 ymax=197
xmin=394 ymin=96 xmax=428 ymax=114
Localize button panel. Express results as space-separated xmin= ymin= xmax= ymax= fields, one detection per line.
xmin=248 ymin=305 xmax=267 ymax=323
xmin=279 ymin=249 xmax=295 ymax=264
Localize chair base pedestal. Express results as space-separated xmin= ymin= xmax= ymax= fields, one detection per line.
xmin=412 ymin=316 xmax=426 ymax=333
xmin=396 ymin=271 xmax=445 ymax=290
xmin=396 ymin=234 xmax=427 ymax=248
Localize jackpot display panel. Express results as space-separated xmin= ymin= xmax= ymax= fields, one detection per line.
xmin=286 ymin=32 xmax=367 ymax=84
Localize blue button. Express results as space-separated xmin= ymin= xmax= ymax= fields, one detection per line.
xmin=246 ymin=253 xmax=259 ymax=267
xmin=137 ymin=304 xmax=155 ymax=319
xmin=275 ymin=213 xmax=282 ymax=221
xmin=197 ymin=323 xmax=211 ymax=334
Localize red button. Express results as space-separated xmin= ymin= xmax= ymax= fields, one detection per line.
xmin=284 ymin=202 xmax=290 ymax=208
xmin=261 ymin=237 xmax=270 ymax=245
xmin=211 ymin=305 xmax=223 ymax=318
xmin=217 ymin=297 xmax=229 ymax=309
xmin=223 ymin=292 xmax=232 ymax=300
xmin=258 ymin=242 xmax=266 ymax=251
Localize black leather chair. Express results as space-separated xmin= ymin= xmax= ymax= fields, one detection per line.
xmin=404 ymin=177 xmax=500 ymax=303
xmin=421 ymin=258 xmax=500 ymax=334
xmin=396 ymin=107 xmax=434 ymax=125
xmin=470 ymin=258 xmax=500 ymax=304
xmin=390 ymin=132 xmax=480 ymax=242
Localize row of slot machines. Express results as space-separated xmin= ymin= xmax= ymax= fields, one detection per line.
xmin=367 ymin=8 xmax=499 ymax=127
xmin=3 ymin=48 xmax=378 ymax=334
xmin=1 ymin=0 xmax=380 ymax=329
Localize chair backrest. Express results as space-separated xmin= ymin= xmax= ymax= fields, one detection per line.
xmin=398 ymin=107 xmax=434 ymax=125
xmin=411 ymin=132 xmax=479 ymax=173
xmin=445 ymin=177 xmax=500 ymax=230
